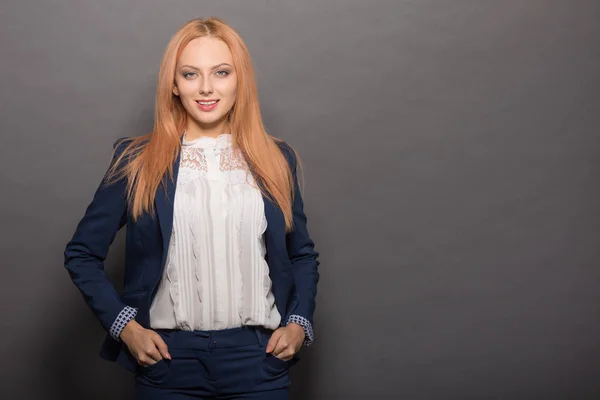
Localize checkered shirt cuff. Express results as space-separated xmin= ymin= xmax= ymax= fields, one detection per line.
xmin=109 ymin=306 xmax=137 ymax=341
xmin=286 ymin=314 xmax=314 ymax=347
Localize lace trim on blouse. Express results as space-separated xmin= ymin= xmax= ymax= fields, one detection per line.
xmin=180 ymin=147 xmax=248 ymax=172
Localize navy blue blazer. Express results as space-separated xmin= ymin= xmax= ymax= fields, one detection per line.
xmin=64 ymin=135 xmax=320 ymax=373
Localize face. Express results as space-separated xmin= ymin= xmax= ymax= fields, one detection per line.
xmin=173 ymin=37 xmax=237 ymax=132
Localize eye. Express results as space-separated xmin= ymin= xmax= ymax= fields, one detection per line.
xmin=183 ymin=72 xmax=196 ymax=79
xmin=216 ymin=70 xmax=230 ymax=77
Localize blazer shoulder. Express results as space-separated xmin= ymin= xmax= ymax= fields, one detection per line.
xmin=108 ymin=136 xmax=138 ymax=172
xmin=111 ymin=135 xmax=149 ymax=161
xmin=274 ymin=139 xmax=298 ymax=170
xmin=113 ymin=136 xmax=133 ymax=152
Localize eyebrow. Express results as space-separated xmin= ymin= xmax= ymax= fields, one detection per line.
xmin=180 ymin=63 xmax=233 ymax=70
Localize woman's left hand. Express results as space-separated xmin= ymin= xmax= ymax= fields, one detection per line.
xmin=266 ymin=323 xmax=306 ymax=361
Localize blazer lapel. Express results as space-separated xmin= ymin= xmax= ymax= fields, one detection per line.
xmin=260 ymin=186 xmax=286 ymax=265
xmin=155 ymin=135 xmax=184 ymax=270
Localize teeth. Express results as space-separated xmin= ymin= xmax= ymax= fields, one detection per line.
xmin=198 ymin=101 xmax=217 ymax=105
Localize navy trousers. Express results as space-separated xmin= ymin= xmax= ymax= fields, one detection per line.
xmin=133 ymin=325 xmax=299 ymax=399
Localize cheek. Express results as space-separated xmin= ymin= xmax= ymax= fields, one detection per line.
xmin=177 ymin=83 xmax=197 ymax=100
xmin=215 ymin=77 xmax=236 ymax=93
xmin=219 ymin=83 xmax=237 ymax=105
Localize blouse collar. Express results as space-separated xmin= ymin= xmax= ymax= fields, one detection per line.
xmin=182 ymin=132 xmax=232 ymax=149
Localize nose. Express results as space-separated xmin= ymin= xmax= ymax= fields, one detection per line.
xmin=199 ymin=76 xmax=213 ymax=95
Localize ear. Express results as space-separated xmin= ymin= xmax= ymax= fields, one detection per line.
xmin=173 ymin=85 xmax=180 ymax=96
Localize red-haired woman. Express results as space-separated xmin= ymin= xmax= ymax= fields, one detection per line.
xmin=64 ymin=17 xmax=320 ymax=400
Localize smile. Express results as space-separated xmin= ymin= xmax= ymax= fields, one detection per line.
xmin=195 ymin=100 xmax=219 ymax=111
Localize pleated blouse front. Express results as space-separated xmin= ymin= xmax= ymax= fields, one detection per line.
xmin=148 ymin=133 xmax=282 ymax=331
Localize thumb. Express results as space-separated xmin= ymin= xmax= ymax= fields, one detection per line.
xmin=152 ymin=333 xmax=171 ymax=360
xmin=266 ymin=330 xmax=282 ymax=353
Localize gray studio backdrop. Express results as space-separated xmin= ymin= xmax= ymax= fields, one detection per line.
xmin=1 ymin=0 xmax=599 ymax=399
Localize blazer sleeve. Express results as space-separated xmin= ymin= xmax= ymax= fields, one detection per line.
xmin=63 ymin=137 xmax=131 ymax=335
xmin=278 ymin=141 xmax=321 ymax=328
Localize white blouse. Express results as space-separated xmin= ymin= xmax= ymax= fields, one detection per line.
xmin=148 ymin=133 xmax=282 ymax=331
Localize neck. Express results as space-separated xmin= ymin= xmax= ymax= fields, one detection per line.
xmin=184 ymin=117 xmax=230 ymax=140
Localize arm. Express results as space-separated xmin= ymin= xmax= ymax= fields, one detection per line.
xmin=63 ymin=137 xmax=136 ymax=341
xmin=278 ymin=142 xmax=320 ymax=346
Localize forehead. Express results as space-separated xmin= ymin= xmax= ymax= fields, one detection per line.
xmin=178 ymin=37 xmax=233 ymax=66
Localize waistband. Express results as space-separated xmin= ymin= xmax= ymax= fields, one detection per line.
xmin=154 ymin=325 xmax=275 ymax=350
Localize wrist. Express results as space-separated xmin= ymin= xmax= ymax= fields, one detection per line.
xmin=287 ymin=322 xmax=306 ymax=340
xmin=110 ymin=306 xmax=138 ymax=341
xmin=286 ymin=315 xmax=314 ymax=346
xmin=119 ymin=319 xmax=141 ymax=343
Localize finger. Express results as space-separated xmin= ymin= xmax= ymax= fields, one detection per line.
xmin=143 ymin=342 xmax=163 ymax=363
xmin=265 ymin=330 xmax=282 ymax=353
xmin=152 ymin=332 xmax=171 ymax=359
xmin=272 ymin=336 xmax=289 ymax=358
xmin=140 ymin=356 xmax=158 ymax=367
xmin=274 ymin=350 xmax=293 ymax=361
xmin=138 ymin=350 xmax=160 ymax=366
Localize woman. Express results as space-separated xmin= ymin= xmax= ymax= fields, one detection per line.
xmin=64 ymin=17 xmax=320 ymax=399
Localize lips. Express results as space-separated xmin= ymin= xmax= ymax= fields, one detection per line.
xmin=195 ymin=99 xmax=219 ymax=111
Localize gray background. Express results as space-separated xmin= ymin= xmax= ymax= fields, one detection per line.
xmin=1 ymin=0 xmax=599 ymax=399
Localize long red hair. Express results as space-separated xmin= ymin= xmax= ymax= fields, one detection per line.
xmin=103 ymin=17 xmax=301 ymax=232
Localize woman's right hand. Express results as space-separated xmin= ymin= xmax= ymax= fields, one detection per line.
xmin=120 ymin=320 xmax=171 ymax=366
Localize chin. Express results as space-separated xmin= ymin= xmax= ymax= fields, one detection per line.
xmin=191 ymin=114 xmax=227 ymax=125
